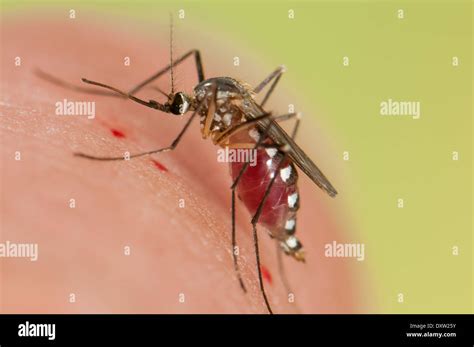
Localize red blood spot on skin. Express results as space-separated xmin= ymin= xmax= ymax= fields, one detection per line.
xmin=151 ymin=159 xmax=168 ymax=172
xmin=261 ymin=265 xmax=272 ymax=285
xmin=110 ymin=128 xmax=126 ymax=138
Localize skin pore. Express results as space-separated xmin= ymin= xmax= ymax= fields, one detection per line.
xmin=0 ymin=15 xmax=360 ymax=313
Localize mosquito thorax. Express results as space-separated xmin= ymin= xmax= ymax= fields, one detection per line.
xmin=169 ymin=92 xmax=191 ymax=115
xmin=193 ymin=77 xmax=258 ymax=142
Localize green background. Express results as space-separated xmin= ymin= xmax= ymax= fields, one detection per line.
xmin=2 ymin=0 xmax=472 ymax=313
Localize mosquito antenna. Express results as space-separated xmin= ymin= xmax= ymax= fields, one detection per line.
xmin=169 ymin=13 xmax=175 ymax=94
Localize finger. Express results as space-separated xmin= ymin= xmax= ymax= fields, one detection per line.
xmin=0 ymin=15 xmax=358 ymax=313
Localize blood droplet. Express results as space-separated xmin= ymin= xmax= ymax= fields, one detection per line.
xmin=110 ymin=128 xmax=126 ymax=138
xmin=151 ymin=159 xmax=168 ymax=172
xmin=261 ymin=265 xmax=272 ymax=285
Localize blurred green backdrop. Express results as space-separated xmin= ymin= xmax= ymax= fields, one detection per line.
xmin=2 ymin=0 xmax=472 ymax=313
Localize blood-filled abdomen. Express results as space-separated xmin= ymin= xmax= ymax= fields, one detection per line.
xmin=230 ymin=145 xmax=305 ymax=262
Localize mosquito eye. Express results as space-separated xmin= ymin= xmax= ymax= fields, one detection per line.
xmin=170 ymin=93 xmax=189 ymax=115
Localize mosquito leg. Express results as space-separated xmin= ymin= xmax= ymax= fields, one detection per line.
xmin=252 ymin=222 xmax=273 ymax=314
xmin=253 ymin=65 xmax=286 ymax=108
xmin=202 ymin=83 xmax=218 ymax=138
xmin=290 ymin=114 xmax=301 ymax=140
xmin=74 ymin=95 xmax=206 ymax=161
xmin=237 ymin=139 xmax=291 ymax=313
xmin=251 ymin=150 xmax=288 ymax=228
xmin=228 ymin=111 xmax=297 ymax=313
xmin=228 ymin=112 xmax=297 ymax=297
xmin=251 ymin=150 xmax=288 ymax=314
xmin=231 ymin=190 xmax=247 ymax=293
xmin=276 ymin=240 xmax=292 ymax=295
xmin=247 ymin=111 xmax=300 ymax=312
xmin=128 ymin=49 xmax=205 ymax=95
xmin=228 ymin=136 xmax=274 ymax=296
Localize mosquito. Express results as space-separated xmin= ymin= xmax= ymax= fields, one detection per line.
xmin=37 ymin=21 xmax=338 ymax=314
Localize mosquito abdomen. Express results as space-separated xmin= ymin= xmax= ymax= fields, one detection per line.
xmin=230 ymin=145 xmax=305 ymax=262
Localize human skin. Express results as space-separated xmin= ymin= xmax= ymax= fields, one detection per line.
xmin=0 ymin=15 xmax=360 ymax=313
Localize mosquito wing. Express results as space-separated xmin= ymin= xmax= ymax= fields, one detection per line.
xmin=254 ymin=113 xmax=338 ymax=198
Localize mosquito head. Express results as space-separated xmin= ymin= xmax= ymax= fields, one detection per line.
xmin=168 ymin=92 xmax=191 ymax=115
